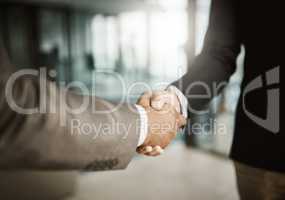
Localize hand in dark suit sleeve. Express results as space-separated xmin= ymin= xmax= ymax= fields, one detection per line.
xmin=172 ymin=0 xmax=241 ymax=112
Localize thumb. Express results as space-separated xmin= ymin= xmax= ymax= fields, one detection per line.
xmin=137 ymin=92 xmax=151 ymax=108
xmin=151 ymin=92 xmax=168 ymax=110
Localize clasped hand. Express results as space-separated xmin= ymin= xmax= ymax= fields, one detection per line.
xmin=136 ymin=90 xmax=186 ymax=156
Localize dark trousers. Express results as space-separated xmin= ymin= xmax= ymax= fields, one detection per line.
xmin=235 ymin=162 xmax=285 ymax=200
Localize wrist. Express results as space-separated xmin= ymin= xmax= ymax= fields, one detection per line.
xmin=167 ymin=86 xmax=188 ymax=118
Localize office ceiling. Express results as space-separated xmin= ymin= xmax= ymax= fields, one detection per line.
xmin=1 ymin=0 xmax=162 ymax=13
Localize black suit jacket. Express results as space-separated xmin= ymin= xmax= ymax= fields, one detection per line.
xmin=173 ymin=0 xmax=284 ymax=172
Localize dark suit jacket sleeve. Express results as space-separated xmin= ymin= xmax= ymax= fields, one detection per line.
xmin=172 ymin=0 xmax=241 ymax=112
xmin=0 ymin=40 xmax=140 ymax=171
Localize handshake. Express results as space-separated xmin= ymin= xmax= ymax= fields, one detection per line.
xmin=136 ymin=87 xmax=187 ymax=157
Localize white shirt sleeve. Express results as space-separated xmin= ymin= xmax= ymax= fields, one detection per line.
xmin=167 ymin=86 xmax=188 ymax=118
xmin=134 ymin=104 xmax=148 ymax=147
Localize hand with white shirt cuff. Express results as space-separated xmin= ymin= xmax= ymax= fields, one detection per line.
xmin=135 ymin=89 xmax=187 ymax=156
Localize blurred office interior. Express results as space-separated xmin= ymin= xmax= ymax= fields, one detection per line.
xmin=0 ymin=0 xmax=244 ymax=199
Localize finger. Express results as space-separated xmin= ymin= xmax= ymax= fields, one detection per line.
xmin=137 ymin=145 xmax=153 ymax=155
xmin=137 ymin=145 xmax=151 ymax=154
xmin=153 ymin=145 xmax=164 ymax=154
xmin=176 ymin=114 xmax=187 ymax=128
xmin=136 ymin=146 xmax=145 ymax=154
xmin=151 ymin=98 xmax=166 ymax=110
xmin=137 ymin=92 xmax=152 ymax=108
xmin=159 ymin=103 xmax=175 ymax=115
xmin=145 ymin=146 xmax=153 ymax=153
xmin=159 ymin=104 xmax=186 ymax=129
xmin=160 ymin=103 xmax=171 ymax=111
xmin=145 ymin=151 xmax=161 ymax=157
xmin=146 ymin=152 xmax=161 ymax=157
xmin=145 ymin=146 xmax=164 ymax=156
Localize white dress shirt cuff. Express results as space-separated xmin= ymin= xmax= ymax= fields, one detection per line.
xmin=167 ymin=86 xmax=188 ymax=118
xmin=134 ymin=104 xmax=148 ymax=147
